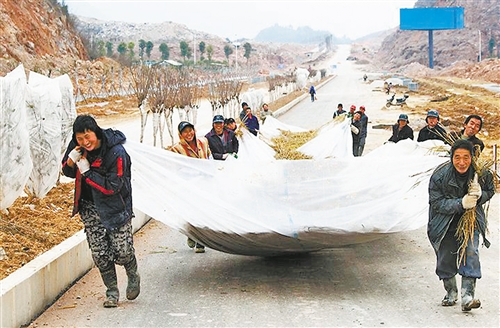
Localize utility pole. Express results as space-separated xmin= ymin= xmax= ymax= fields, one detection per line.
xmin=478 ymin=29 xmax=482 ymax=62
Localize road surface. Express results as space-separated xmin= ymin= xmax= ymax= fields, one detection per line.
xmin=30 ymin=45 xmax=499 ymax=328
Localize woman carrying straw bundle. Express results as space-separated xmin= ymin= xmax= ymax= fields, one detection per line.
xmin=427 ymin=139 xmax=496 ymax=312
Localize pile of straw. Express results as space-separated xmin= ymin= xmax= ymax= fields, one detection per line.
xmin=271 ymin=130 xmax=317 ymax=160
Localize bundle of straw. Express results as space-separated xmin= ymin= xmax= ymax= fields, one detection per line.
xmin=271 ymin=130 xmax=317 ymax=160
xmin=455 ymin=147 xmax=498 ymax=266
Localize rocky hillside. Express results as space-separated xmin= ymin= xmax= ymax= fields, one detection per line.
xmin=373 ymin=0 xmax=500 ymax=70
xmin=0 ymin=0 xmax=87 ymax=75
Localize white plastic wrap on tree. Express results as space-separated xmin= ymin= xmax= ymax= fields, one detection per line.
xmin=0 ymin=65 xmax=32 ymax=210
xmin=240 ymin=88 xmax=268 ymax=112
xmin=56 ymin=74 xmax=77 ymax=159
xmin=24 ymin=72 xmax=64 ymax=198
xmin=294 ymin=68 xmax=309 ymax=90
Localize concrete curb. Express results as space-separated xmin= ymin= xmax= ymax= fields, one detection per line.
xmin=0 ymin=210 xmax=151 ymax=328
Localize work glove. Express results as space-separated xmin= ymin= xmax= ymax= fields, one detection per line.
xmin=68 ymin=148 xmax=82 ymax=163
xmin=222 ymin=153 xmax=229 ymax=160
xmin=461 ymin=194 xmax=478 ymax=210
xmin=468 ymin=173 xmax=482 ymax=198
xmin=232 ymin=153 xmax=238 ymax=159
xmin=350 ymin=124 xmax=359 ymax=134
xmin=76 ymin=157 xmax=90 ymax=174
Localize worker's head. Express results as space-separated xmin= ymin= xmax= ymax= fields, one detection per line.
xmin=451 ymin=139 xmax=474 ymax=174
xmin=463 ymin=115 xmax=482 ymax=137
xmin=426 ymin=109 xmax=439 ymax=128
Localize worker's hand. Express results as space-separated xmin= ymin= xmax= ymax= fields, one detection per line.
xmin=232 ymin=153 xmax=238 ymax=159
xmin=68 ymin=148 xmax=82 ymax=164
xmin=222 ymin=153 xmax=229 ymax=160
xmin=468 ymin=173 xmax=482 ymax=198
xmin=461 ymin=194 xmax=478 ymax=210
xmin=76 ymin=158 xmax=90 ymax=174
xmin=350 ymin=124 xmax=359 ymax=134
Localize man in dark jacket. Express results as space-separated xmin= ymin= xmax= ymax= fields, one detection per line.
xmin=388 ymin=113 xmax=414 ymax=143
xmin=242 ymin=107 xmax=260 ymax=136
xmin=449 ymin=114 xmax=485 ymax=153
xmin=350 ymin=111 xmax=363 ymax=156
xmin=62 ymin=115 xmax=140 ymax=308
xmin=427 ymin=139 xmax=495 ymax=312
xmin=205 ymin=114 xmax=239 ymax=160
xmin=417 ymin=109 xmax=447 ymax=142
xmin=332 ymin=103 xmax=346 ymax=118
xmin=358 ymin=106 xmax=368 ymax=156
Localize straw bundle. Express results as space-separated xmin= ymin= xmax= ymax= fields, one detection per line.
xmin=271 ymin=130 xmax=317 ymax=160
xmin=455 ymin=147 xmax=499 ymax=266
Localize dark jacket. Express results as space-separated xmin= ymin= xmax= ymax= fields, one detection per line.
xmin=359 ymin=114 xmax=368 ymax=139
xmin=388 ymin=124 xmax=414 ymax=143
xmin=449 ymin=130 xmax=485 ymax=152
xmin=243 ymin=115 xmax=259 ymax=136
xmin=417 ymin=125 xmax=447 ymax=142
xmin=332 ymin=109 xmax=346 ymax=118
xmin=205 ymin=128 xmax=239 ymax=160
xmin=427 ymin=162 xmax=495 ymax=252
xmin=351 ymin=120 xmax=362 ymax=144
xmin=62 ymin=129 xmax=133 ymax=230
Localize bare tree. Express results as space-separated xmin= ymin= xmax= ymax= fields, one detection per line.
xmin=129 ymin=65 xmax=154 ymax=143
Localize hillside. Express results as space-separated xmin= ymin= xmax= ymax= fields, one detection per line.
xmin=0 ymin=0 xmax=87 ymax=75
xmin=372 ymin=0 xmax=500 ymax=70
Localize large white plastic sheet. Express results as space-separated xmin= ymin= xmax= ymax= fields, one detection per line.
xmin=126 ymin=130 xmax=449 ymax=256
xmin=297 ymin=115 xmax=353 ymax=159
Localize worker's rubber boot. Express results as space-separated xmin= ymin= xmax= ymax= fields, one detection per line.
xmin=441 ymin=276 xmax=458 ymax=306
xmin=100 ymin=265 xmax=119 ymax=308
xmin=124 ymin=256 xmax=141 ymax=300
xmin=461 ymin=277 xmax=481 ymax=311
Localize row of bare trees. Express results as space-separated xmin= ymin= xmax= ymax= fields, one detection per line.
xmin=129 ymin=65 xmax=249 ymax=148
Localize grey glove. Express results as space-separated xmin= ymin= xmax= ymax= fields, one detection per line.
xmin=76 ymin=157 xmax=90 ymax=174
xmin=461 ymin=194 xmax=478 ymax=210
xmin=68 ymin=148 xmax=82 ymax=163
xmin=468 ymin=173 xmax=482 ymax=198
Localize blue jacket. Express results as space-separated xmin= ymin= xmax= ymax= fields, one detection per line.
xmin=244 ymin=115 xmax=260 ymax=136
xmin=62 ymin=129 xmax=133 ymax=230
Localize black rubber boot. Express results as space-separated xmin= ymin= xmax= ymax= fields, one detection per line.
xmin=441 ymin=276 xmax=458 ymax=306
xmin=461 ymin=277 xmax=481 ymax=312
xmin=100 ymin=265 xmax=119 ymax=308
xmin=124 ymin=256 xmax=141 ymax=300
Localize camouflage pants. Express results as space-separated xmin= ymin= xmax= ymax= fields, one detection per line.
xmin=79 ymin=200 xmax=135 ymax=271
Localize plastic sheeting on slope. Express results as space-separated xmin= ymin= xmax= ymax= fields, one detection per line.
xmin=297 ymin=115 xmax=353 ymax=159
xmin=259 ymin=116 xmax=308 ymax=146
xmin=125 ymin=134 xmax=449 ymax=256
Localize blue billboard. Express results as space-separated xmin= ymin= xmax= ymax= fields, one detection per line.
xmin=400 ymin=7 xmax=464 ymax=30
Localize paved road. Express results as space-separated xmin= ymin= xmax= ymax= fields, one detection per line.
xmin=31 ymin=45 xmax=499 ymax=328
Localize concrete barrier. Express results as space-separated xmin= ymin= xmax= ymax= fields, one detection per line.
xmin=0 ymin=210 xmax=151 ymax=328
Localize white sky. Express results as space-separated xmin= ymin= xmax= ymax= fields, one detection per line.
xmin=64 ymin=0 xmax=417 ymax=40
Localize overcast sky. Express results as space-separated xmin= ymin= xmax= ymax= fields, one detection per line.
xmin=64 ymin=0 xmax=417 ymax=40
